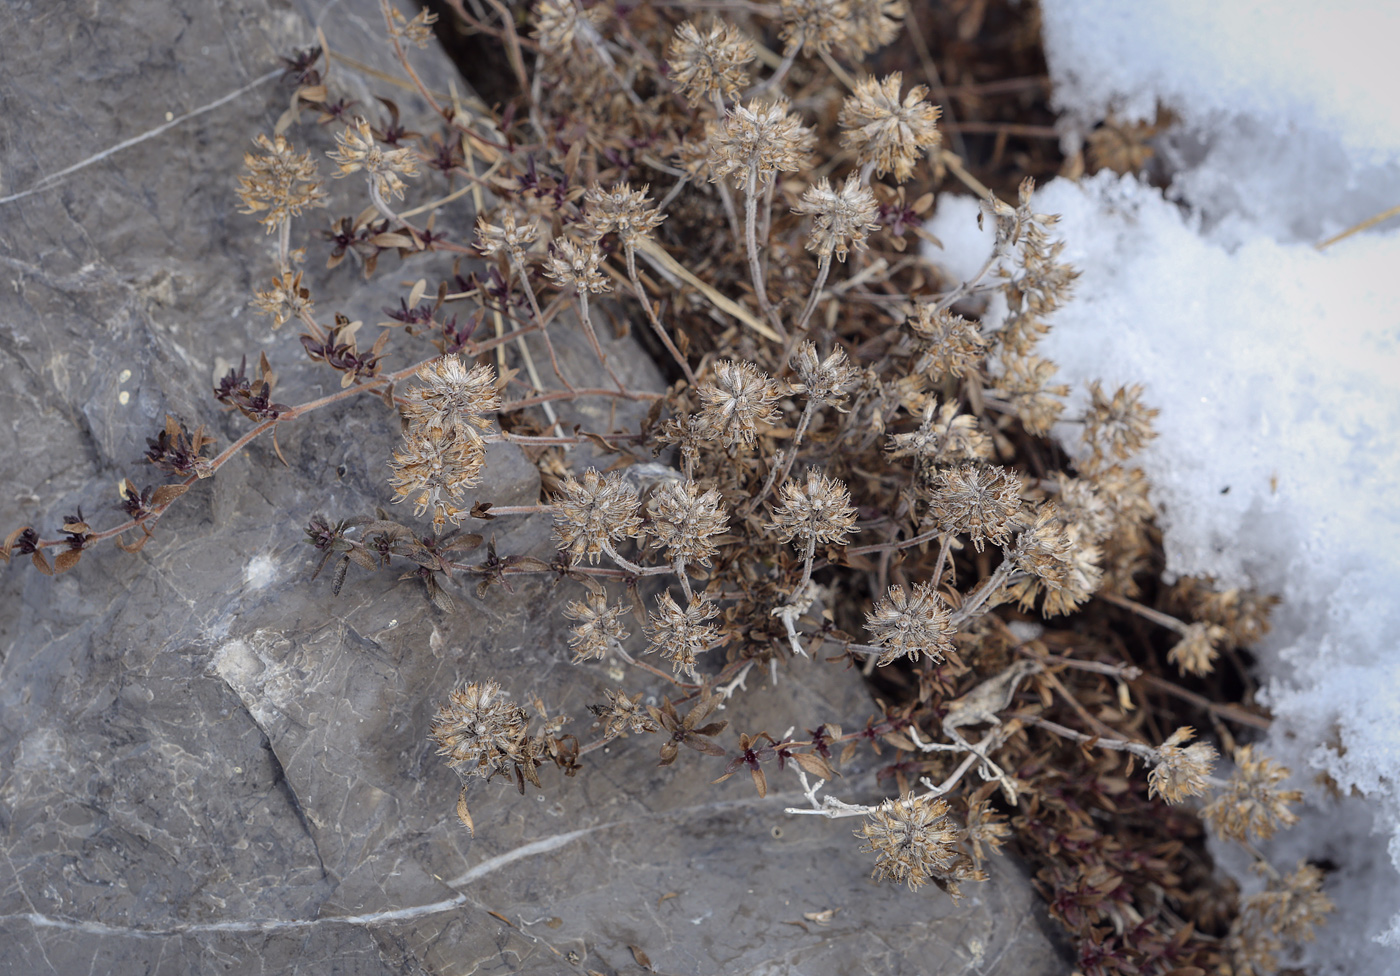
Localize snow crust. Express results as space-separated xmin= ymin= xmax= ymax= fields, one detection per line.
xmin=927 ymin=4 xmax=1400 ymax=970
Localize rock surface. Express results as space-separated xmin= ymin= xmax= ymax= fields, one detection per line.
xmin=0 ymin=2 xmax=1069 ymax=973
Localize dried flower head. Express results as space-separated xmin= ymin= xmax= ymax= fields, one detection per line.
xmin=1243 ymin=861 xmax=1334 ymax=945
xmin=592 ymin=689 xmax=660 ymax=738
xmin=1082 ymin=381 xmax=1158 ymax=463
xmin=768 ymin=468 xmax=858 ymax=547
xmin=474 ymin=209 xmax=539 ymax=260
xmin=236 ymin=134 xmax=326 ymax=232
xmin=1148 ymin=727 xmax=1218 ymax=804
xmin=1048 ymin=473 xmax=1114 ymax=543
xmin=840 ymin=0 xmax=906 ymax=58
xmin=327 ymin=116 xmax=419 ymax=200
xmin=581 ymin=182 xmax=666 ymax=246
xmin=1087 ymin=114 xmax=1158 ymax=175
xmin=387 ymin=6 xmax=438 ymax=48
xmin=792 ymin=176 xmax=881 ymax=261
xmin=553 ymin=468 xmax=643 ymax=564
xmin=962 ymin=793 xmax=1011 ymax=868
xmin=790 ymin=341 xmax=859 ymax=407
xmin=543 ymin=237 xmax=611 ymax=294
xmin=993 ymin=354 xmax=1069 ymax=437
xmin=1203 ymin=745 xmax=1303 ymax=842
xmin=250 ymin=270 xmax=313 ymax=329
xmin=1090 ymin=464 xmax=1156 ymax=527
xmin=1176 ymin=578 xmax=1279 ymax=649
xmin=856 ymin=793 xmax=959 ymax=891
xmin=532 ymin=0 xmax=605 ymax=55
xmin=696 ymin=359 xmax=783 ymax=447
xmin=1167 ymin=621 xmax=1229 ymax=677
xmin=887 ymin=400 xmax=992 ymax=465
xmin=927 ymin=463 xmax=1022 ymax=552
xmin=865 ymin=581 xmax=955 ymax=665
xmin=388 ymin=427 xmax=486 ymax=526
xmin=401 ymin=356 xmax=500 ymax=444
xmin=1005 ymin=503 xmax=1103 ymax=616
xmin=646 ymin=479 xmax=729 ymax=566
xmin=646 ymin=591 xmax=720 ymax=679
xmin=839 ymin=74 xmax=941 ymax=183
xmin=430 ymin=680 xmax=531 ymax=779
xmin=563 ymin=591 xmax=631 ymax=662
xmin=709 ymin=100 xmax=815 ymax=189
xmin=667 ymin=20 xmax=755 ymax=107
xmin=908 ymin=305 xmax=987 ymax=378
xmin=778 ymin=0 xmax=851 ymax=56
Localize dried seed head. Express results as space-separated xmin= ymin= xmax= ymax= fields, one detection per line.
xmin=1048 ymin=473 xmax=1114 ymax=543
xmin=1149 ymin=727 xmax=1218 ymax=804
xmin=792 ymin=176 xmax=882 ymax=261
xmin=593 ymin=689 xmax=660 ymax=738
xmin=993 ymin=354 xmax=1069 ymax=436
xmin=667 ymin=20 xmax=755 ymax=106
xmin=646 ymin=479 xmax=729 ymax=566
xmin=250 ymin=271 xmax=313 ymax=329
xmin=532 ymin=0 xmax=604 ymax=55
xmin=962 ymin=794 xmax=1011 ymax=868
xmin=543 ymin=238 xmax=611 ymax=294
xmin=1004 ymin=503 xmax=1103 ymax=616
xmin=840 ymin=0 xmax=906 ymax=58
xmin=474 ymin=209 xmax=539 ymax=259
xmin=907 ymin=305 xmax=987 ymax=378
xmin=1240 ymin=861 xmax=1334 ymax=945
xmin=790 ymin=341 xmax=859 ymax=407
xmin=1083 ymin=381 xmax=1158 ymax=463
xmin=839 ymin=73 xmax=941 ymax=183
xmin=1203 ymin=745 xmax=1303 ymax=842
xmin=1177 ymin=579 xmax=1279 ymax=649
xmin=864 ymin=581 xmax=955 ymax=666
xmin=401 ymin=356 xmax=501 ymax=444
xmin=1087 ymin=115 xmax=1158 ymax=176
xmin=553 ymin=468 xmax=643 ymax=564
xmin=580 ymin=182 xmax=666 ymax=246
xmin=646 ymin=591 xmax=720 ymax=679
xmin=887 ymin=401 xmax=992 ymax=465
xmin=709 ymin=100 xmax=815 ymax=189
xmin=236 ymin=134 xmax=326 ymax=232
xmin=1089 ymin=464 xmax=1156 ymax=527
xmin=387 ymin=6 xmax=438 ymax=48
xmin=387 ymin=428 xmax=486 ymax=526
xmin=563 ymin=591 xmax=632 ymax=662
xmin=980 ymin=176 xmax=1057 ymax=251
xmin=327 ymin=116 xmax=420 ymax=200
xmin=1167 ymin=621 xmax=1228 ymax=677
xmin=430 ymin=680 xmax=531 ymax=779
xmin=768 ymin=468 xmax=858 ymax=547
xmin=779 ymin=0 xmax=852 ymax=56
xmin=926 ymin=463 xmax=1023 ymax=552
xmin=856 ymin=793 xmax=959 ymax=891
xmin=696 ymin=359 xmax=783 ymax=447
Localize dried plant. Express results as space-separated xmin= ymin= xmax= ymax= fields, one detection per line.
xmin=9 ymin=4 xmax=1325 ymax=972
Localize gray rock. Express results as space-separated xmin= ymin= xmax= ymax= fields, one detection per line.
xmin=0 ymin=2 xmax=1069 ymax=973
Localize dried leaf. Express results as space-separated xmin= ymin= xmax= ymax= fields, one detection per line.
xmin=792 ymin=751 xmax=834 ymax=780
xmin=53 ymin=549 xmax=82 ymax=574
xmin=1 ymin=526 xmax=30 ymax=560
xmin=456 ymin=785 xmax=475 ymax=834
xmin=150 ymin=484 xmax=190 ymax=508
